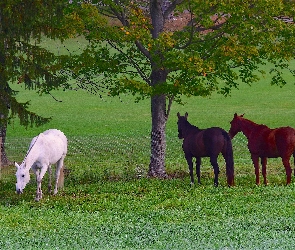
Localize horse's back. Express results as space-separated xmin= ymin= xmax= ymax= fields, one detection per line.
xmin=203 ymin=127 xmax=230 ymax=152
xmin=249 ymin=126 xmax=295 ymax=157
xmin=203 ymin=127 xmax=229 ymax=138
xmin=185 ymin=127 xmax=229 ymax=157
xmin=30 ymin=129 xmax=67 ymax=165
xmin=275 ymin=126 xmax=295 ymax=141
xmin=275 ymin=126 xmax=295 ymax=155
xmin=43 ymin=129 xmax=68 ymax=154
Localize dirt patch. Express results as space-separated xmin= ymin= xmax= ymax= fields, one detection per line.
xmin=166 ymin=169 xmax=188 ymax=179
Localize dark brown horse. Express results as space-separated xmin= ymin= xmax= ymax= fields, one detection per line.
xmin=229 ymin=113 xmax=295 ymax=185
xmin=177 ymin=112 xmax=234 ymax=187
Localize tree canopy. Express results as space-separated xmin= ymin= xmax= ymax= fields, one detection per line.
xmin=64 ymin=1 xmax=295 ymax=97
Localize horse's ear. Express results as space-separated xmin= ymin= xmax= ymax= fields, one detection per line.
xmin=15 ymin=162 xmax=19 ymax=168
xmin=185 ymin=112 xmax=188 ymax=118
xmin=177 ymin=112 xmax=180 ymax=118
xmin=241 ymin=113 xmax=245 ymax=117
xmin=234 ymin=113 xmax=237 ymax=117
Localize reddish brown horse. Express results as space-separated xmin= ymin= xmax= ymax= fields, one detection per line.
xmin=177 ymin=112 xmax=234 ymax=187
xmin=229 ymin=113 xmax=295 ymax=185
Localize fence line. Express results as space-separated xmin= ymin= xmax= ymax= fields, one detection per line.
xmin=2 ymin=134 xmax=288 ymax=184
xmin=6 ymin=134 xmax=254 ymax=167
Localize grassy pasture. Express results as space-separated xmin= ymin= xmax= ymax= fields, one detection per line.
xmin=1 ymin=38 xmax=295 ymax=248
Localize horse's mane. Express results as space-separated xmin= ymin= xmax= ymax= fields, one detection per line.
xmin=185 ymin=120 xmax=202 ymax=133
xmin=243 ymin=117 xmax=269 ymax=129
xmin=19 ymin=135 xmax=40 ymax=168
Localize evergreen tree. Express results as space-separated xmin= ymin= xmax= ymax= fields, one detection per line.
xmin=0 ymin=0 xmax=68 ymax=165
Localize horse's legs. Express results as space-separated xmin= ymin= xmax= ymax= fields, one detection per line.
xmin=47 ymin=165 xmax=52 ymax=193
xmin=282 ymin=156 xmax=292 ymax=185
xmin=185 ymin=155 xmax=194 ymax=185
xmin=251 ymin=154 xmax=260 ymax=185
xmin=53 ymin=157 xmax=65 ymax=195
xmin=210 ymin=156 xmax=219 ymax=187
xmin=35 ymin=166 xmax=48 ymax=201
xmin=261 ymin=157 xmax=268 ymax=185
xmin=34 ymin=169 xmax=42 ymax=201
xmin=196 ymin=157 xmax=201 ymax=184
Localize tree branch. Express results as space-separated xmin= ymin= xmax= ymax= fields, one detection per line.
xmin=107 ymin=40 xmax=151 ymax=84
xmin=165 ymin=94 xmax=174 ymax=119
xmin=135 ymin=40 xmax=151 ymax=60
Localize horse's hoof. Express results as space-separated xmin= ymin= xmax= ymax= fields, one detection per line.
xmin=35 ymin=193 xmax=42 ymax=202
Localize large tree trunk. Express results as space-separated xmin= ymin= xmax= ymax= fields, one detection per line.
xmin=147 ymin=0 xmax=174 ymax=178
xmin=148 ymin=68 xmax=169 ymax=178
xmin=148 ymin=94 xmax=168 ymax=178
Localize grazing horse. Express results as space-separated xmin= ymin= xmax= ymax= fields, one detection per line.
xmin=177 ymin=112 xmax=234 ymax=187
xmin=229 ymin=113 xmax=295 ymax=185
xmin=15 ymin=129 xmax=67 ymax=201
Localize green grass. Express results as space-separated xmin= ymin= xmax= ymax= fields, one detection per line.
xmin=1 ymin=178 xmax=295 ymax=249
xmin=2 ymin=42 xmax=295 ymax=248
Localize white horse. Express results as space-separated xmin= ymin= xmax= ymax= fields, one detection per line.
xmin=15 ymin=129 xmax=68 ymax=201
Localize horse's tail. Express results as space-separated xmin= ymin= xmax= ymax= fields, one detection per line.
xmin=222 ymin=130 xmax=235 ymax=186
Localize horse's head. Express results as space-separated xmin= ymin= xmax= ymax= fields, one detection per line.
xmin=15 ymin=162 xmax=30 ymax=194
xmin=229 ymin=113 xmax=244 ymax=139
xmin=177 ymin=112 xmax=188 ymax=139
